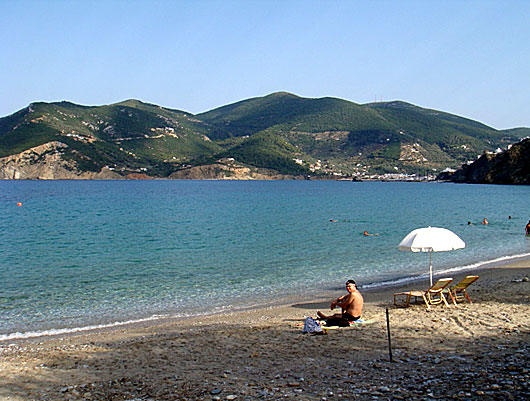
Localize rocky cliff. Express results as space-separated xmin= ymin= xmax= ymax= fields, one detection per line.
xmin=438 ymin=138 xmax=530 ymax=185
xmin=0 ymin=142 xmax=297 ymax=180
xmin=0 ymin=142 xmax=123 ymax=180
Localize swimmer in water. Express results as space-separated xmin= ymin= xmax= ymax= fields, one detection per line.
xmin=363 ymin=231 xmax=379 ymax=236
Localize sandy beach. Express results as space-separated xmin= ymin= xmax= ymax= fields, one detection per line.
xmin=1 ymin=259 xmax=529 ymax=401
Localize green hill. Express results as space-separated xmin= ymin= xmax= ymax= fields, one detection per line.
xmin=0 ymin=100 xmax=219 ymax=176
xmin=197 ymin=92 xmax=390 ymax=139
xmin=199 ymin=92 xmax=521 ymax=176
xmin=0 ymin=92 xmax=526 ymax=179
xmin=501 ymin=127 xmax=530 ymax=138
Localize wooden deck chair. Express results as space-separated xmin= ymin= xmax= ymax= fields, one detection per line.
xmin=446 ymin=275 xmax=479 ymax=305
xmin=393 ymin=278 xmax=453 ymax=310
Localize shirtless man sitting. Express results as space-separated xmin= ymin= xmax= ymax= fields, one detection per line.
xmin=317 ymin=279 xmax=364 ymax=325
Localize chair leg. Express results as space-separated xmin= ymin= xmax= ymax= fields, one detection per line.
xmin=421 ymin=293 xmax=431 ymax=310
xmin=448 ymin=290 xmax=457 ymax=305
xmin=464 ymin=290 xmax=472 ymax=303
xmin=394 ymin=293 xmax=412 ymax=307
xmin=440 ymin=292 xmax=449 ymax=307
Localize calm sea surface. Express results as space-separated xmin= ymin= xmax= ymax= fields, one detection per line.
xmin=1 ymin=180 xmax=529 ymax=339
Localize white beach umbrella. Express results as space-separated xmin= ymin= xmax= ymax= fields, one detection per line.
xmin=398 ymin=227 xmax=466 ymax=285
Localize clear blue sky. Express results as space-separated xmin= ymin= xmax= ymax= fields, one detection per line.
xmin=1 ymin=0 xmax=529 ymax=129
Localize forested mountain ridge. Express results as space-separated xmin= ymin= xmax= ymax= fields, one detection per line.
xmin=0 ymin=92 xmax=525 ymax=179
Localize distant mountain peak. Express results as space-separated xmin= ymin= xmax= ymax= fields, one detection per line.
xmin=114 ymin=99 xmax=152 ymax=107
xmin=266 ymin=91 xmax=299 ymax=98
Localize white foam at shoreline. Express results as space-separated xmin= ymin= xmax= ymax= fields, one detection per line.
xmin=0 ymin=315 xmax=167 ymax=341
xmin=0 ymin=305 xmax=242 ymax=342
xmin=359 ymin=252 xmax=530 ymax=290
xmin=437 ymin=252 xmax=530 ymax=274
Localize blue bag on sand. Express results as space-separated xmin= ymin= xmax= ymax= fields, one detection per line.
xmin=302 ymin=317 xmax=323 ymax=334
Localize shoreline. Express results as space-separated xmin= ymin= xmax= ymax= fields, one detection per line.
xmin=1 ymin=256 xmax=529 ymax=400
xmin=2 ymin=252 xmax=530 ymax=343
xmin=1 ymin=257 xmax=529 ymax=400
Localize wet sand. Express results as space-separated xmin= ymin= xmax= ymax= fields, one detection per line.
xmin=1 ymin=259 xmax=529 ymax=400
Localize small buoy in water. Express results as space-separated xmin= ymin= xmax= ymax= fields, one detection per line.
xmin=17 ymin=202 xmax=22 ymax=207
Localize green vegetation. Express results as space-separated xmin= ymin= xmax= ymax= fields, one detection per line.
xmin=440 ymin=138 xmax=530 ymax=185
xmin=218 ymin=131 xmax=310 ymax=175
xmin=198 ymin=93 xmax=391 ymax=140
xmin=502 ymin=127 xmax=530 ymax=138
xmin=0 ymin=93 xmax=526 ymax=178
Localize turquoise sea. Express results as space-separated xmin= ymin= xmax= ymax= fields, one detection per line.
xmin=1 ymin=180 xmax=529 ymax=339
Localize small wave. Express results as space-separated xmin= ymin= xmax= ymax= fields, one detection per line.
xmin=437 ymin=252 xmax=530 ymax=275
xmin=362 ymin=252 xmax=530 ymax=290
xmin=362 ymin=275 xmax=424 ymax=290
xmin=0 ymin=300 xmax=288 ymax=342
xmin=0 ymin=314 xmax=169 ymax=341
xmin=0 ymin=304 xmax=257 ymax=342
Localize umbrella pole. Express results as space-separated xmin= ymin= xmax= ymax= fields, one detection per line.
xmin=429 ymin=251 xmax=433 ymax=286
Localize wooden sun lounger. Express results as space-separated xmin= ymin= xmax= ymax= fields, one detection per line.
xmin=393 ymin=278 xmax=453 ymax=310
xmin=445 ymin=275 xmax=479 ymax=305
